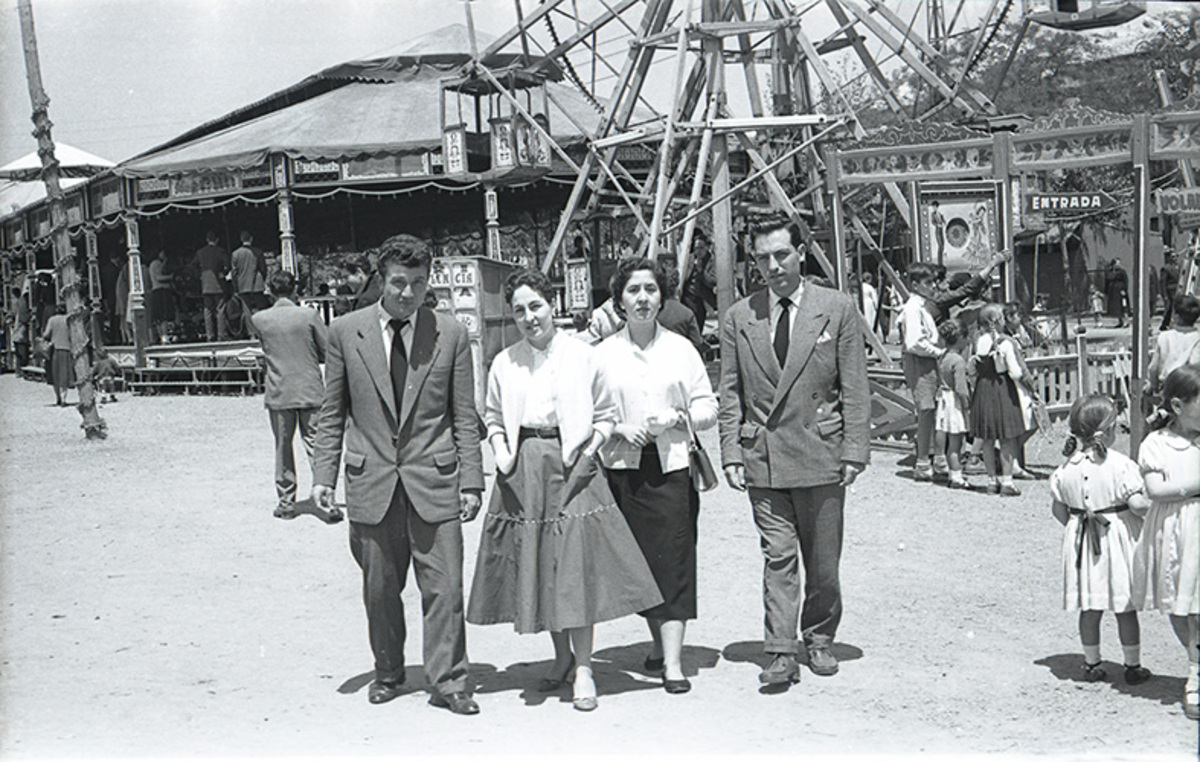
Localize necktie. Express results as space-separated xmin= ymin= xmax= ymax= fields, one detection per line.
xmin=774 ymin=297 xmax=791 ymax=367
xmin=389 ymin=318 xmax=409 ymax=413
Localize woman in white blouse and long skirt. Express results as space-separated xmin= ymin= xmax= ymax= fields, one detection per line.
xmin=467 ymin=268 xmax=661 ymax=712
xmin=596 ymin=258 xmax=718 ymax=694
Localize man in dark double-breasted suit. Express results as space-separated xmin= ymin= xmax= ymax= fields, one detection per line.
xmin=312 ymin=235 xmax=484 ymax=714
xmin=718 ymin=215 xmax=870 ymax=687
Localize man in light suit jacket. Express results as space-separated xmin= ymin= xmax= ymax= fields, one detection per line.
xmin=718 ymin=215 xmax=870 ymax=687
xmin=312 ymin=235 xmax=484 ymax=714
xmin=250 ymin=269 xmax=329 ymax=520
xmin=249 ymin=271 xmax=328 ymax=520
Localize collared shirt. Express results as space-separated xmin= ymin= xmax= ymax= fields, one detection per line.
xmin=376 ymin=301 xmax=415 ymax=365
xmin=520 ymin=335 xmax=560 ymax=427
xmin=900 ymin=293 xmax=942 ymax=358
xmin=596 ymin=324 xmax=717 ymax=473
xmin=769 ymin=281 xmax=804 ymax=346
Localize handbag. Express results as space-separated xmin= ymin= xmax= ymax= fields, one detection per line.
xmin=677 ymin=383 xmax=718 ymax=492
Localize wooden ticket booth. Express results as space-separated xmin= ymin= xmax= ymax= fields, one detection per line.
xmin=428 ymin=255 xmax=520 ymax=413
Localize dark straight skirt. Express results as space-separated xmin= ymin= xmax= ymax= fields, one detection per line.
xmin=606 ymin=445 xmax=700 ymax=621
xmin=467 ymin=436 xmax=662 ymax=634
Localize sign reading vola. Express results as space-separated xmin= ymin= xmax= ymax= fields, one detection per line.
xmin=1024 ymin=191 xmax=1116 ymax=213
xmin=1156 ymin=188 xmax=1200 ymax=214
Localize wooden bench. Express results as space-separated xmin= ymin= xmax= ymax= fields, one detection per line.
xmin=130 ymin=365 xmax=263 ymax=395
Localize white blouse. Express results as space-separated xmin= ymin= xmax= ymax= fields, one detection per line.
xmin=595 ymin=324 xmax=717 ymax=474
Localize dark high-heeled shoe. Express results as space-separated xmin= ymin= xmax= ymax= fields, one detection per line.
xmin=643 ymin=655 xmax=664 ymax=673
xmin=663 ymin=676 xmax=692 ymax=694
xmin=535 ymin=655 xmax=575 ymax=692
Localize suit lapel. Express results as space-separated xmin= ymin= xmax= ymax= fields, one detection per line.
xmin=355 ymin=310 xmax=396 ymax=423
xmin=770 ymin=287 xmax=828 ymax=416
xmin=742 ymin=290 xmax=780 ymax=385
xmin=398 ymin=308 xmax=441 ymax=430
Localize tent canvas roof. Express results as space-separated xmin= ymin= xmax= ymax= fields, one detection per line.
xmin=116 ymin=24 xmax=605 ymax=179
xmin=0 ymin=143 xmax=114 ymax=223
xmin=118 ymin=75 xmax=605 ymax=177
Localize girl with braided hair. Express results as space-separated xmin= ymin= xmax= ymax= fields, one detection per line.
xmin=1050 ymin=394 xmax=1152 ymax=684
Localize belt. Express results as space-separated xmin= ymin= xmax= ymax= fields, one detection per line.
xmin=519 ymin=426 xmax=560 ymax=441
xmin=1068 ymin=505 xmax=1126 ymax=570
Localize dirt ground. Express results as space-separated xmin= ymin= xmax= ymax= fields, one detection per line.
xmin=0 ymin=372 xmax=1197 ymax=759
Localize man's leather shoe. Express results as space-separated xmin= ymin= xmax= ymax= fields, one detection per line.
xmin=806 ymin=645 xmax=839 ymax=676
xmin=759 ymin=654 xmax=800 ymax=685
xmin=368 ymin=679 xmax=404 ymax=704
xmin=429 ymin=691 xmax=480 ymax=715
xmin=273 ymin=505 xmax=297 ymax=520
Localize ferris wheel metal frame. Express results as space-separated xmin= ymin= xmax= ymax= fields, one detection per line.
xmin=452 ymin=0 xmax=1147 ymax=333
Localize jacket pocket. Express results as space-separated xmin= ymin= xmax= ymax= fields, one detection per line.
xmin=738 ymin=422 xmax=760 ymax=442
xmin=432 ymin=450 xmax=458 ymax=473
xmin=815 ymin=414 xmax=843 ymax=439
xmin=345 ymin=450 xmax=367 ymax=475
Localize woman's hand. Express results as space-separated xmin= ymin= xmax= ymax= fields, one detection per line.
xmin=613 ymin=422 xmax=652 ymax=448
xmin=644 ymin=408 xmax=683 ymax=436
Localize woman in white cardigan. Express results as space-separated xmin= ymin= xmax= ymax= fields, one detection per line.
xmin=596 ymin=258 xmax=718 ymax=695
xmin=467 ymin=268 xmax=660 ymax=712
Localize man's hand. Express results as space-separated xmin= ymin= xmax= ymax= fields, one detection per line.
xmin=459 ymin=490 xmax=482 ymax=522
xmin=724 ymin=464 xmax=746 ymax=491
xmin=839 ymin=463 xmax=864 ymax=487
xmin=312 ymin=484 xmax=336 ymax=509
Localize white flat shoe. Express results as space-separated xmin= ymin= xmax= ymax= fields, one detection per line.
xmin=572 ymin=666 xmax=597 ymax=712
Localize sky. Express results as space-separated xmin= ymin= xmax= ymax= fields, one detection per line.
xmin=0 ymin=0 xmax=534 ymax=164
xmin=0 ymin=0 xmax=1191 ymax=169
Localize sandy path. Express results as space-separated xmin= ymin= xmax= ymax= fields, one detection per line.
xmin=0 ymin=374 xmax=1195 ymax=758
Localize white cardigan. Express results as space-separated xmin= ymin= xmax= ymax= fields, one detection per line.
xmin=485 ymin=331 xmax=615 ymax=473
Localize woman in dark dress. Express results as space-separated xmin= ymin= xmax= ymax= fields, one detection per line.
xmin=467 ymin=268 xmax=661 ymax=712
xmin=596 ymin=259 xmax=717 ymax=694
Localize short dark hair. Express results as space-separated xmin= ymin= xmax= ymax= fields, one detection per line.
xmin=375 ymin=234 xmax=432 ymax=278
xmin=206 ymin=231 xmax=218 ymax=244
xmin=267 ymin=270 xmax=296 ymax=297
xmin=749 ymin=212 xmax=804 ymax=250
xmin=240 ymin=230 xmax=253 ymax=243
xmin=906 ymin=261 xmax=938 ymax=285
xmin=609 ymin=258 xmax=668 ymax=319
xmin=1175 ymin=294 xmax=1200 ymax=326
xmin=504 ymin=267 xmax=555 ymax=306
xmin=938 ymin=317 xmax=963 ymax=346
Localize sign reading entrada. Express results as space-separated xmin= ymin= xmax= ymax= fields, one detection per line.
xmin=1024 ymin=191 xmax=1116 ymax=214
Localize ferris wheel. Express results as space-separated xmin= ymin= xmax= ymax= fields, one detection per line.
xmin=454 ymin=0 xmax=1147 ymax=289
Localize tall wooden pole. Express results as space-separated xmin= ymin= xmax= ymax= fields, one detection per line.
xmin=1130 ymin=114 xmax=1151 ymax=459
xmin=704 ymin=0 xmax=736 ymax=318
xmin=17 ymin=0 xmax=106 ymax=439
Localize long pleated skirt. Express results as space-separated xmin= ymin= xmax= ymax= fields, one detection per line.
xmin=467 ymin=437 xmax=663 ymax=634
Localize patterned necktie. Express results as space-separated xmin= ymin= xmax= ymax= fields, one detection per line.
xmin=774 ymin=297 xmax=791 ymax=367
xmin=389 ymin=318 xmax=409 ymax=412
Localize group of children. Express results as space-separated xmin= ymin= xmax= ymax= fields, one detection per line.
xmin=902 ymin=261 xmax=1041 ymax=494
xmin=1050 ymin=365 xmax=1200 ymax=721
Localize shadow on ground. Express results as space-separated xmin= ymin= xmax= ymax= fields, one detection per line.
xmin=1034 ymin=653 xmax=1186 ymax=708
